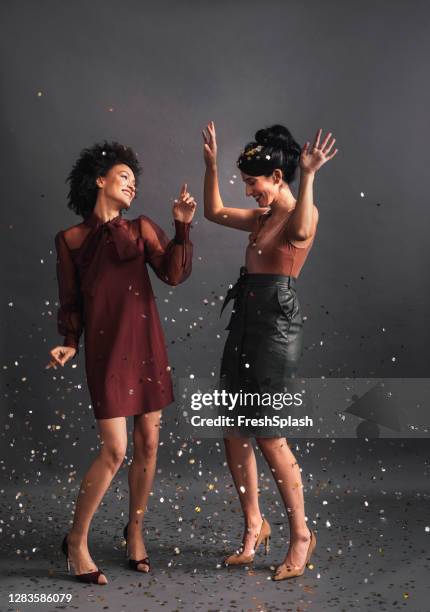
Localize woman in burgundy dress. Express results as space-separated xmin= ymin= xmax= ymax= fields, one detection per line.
xmin=202 ymin=122 xmax=337 ymax=580
xmin=45 ymin=141 xmax=196 ymax=584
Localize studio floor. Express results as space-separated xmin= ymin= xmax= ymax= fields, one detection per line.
xmin=1 ymin=439 xmax=429 ymax=612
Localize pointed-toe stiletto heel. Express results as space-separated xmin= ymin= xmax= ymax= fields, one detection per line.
xmin=61 ymin=534 xmax=107 ymax=584
xmin=272 ymin=528 xmax=317 ymax=581
xmin=223 ymin=518 xmax=271 ymax=567
xmin=123 ymin=523 xmax=151 ymax=573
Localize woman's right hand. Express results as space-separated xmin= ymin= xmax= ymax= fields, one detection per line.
xmin=45 ymin=345 xmax=77 ymax=369
xmin=202 ymin=121 xmax=218 ymax=169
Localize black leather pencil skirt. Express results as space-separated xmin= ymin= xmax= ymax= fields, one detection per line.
xmin=219 ymin=266 xmax=303 ymax=437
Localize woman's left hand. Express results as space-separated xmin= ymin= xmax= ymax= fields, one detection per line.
xmin=173 ymin=183 xmax=197 ymax=223
xmin=300 ymin=129 xmax=338 ymax=175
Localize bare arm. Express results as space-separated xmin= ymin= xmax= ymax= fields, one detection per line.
xmin=288 ymin=128 xmax=338 ymax=243
xmin=204 ymin=165 xmax=265 ymax=231
xmin=203 ymin=121 xmax=266 ymax=232
xmin=288 ymin=171 xmax=319 ymax=243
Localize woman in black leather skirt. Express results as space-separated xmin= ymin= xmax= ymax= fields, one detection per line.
xmin=202 ymin=121 xmax=337 ymax=580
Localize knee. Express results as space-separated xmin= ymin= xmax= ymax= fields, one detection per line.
xmin=101 ymin=442 xmax=127 ymax=470
xmin=134 ymin=435 xmax=158 ymax=460
xmin=142 ymin=437 xmax=158 ymax=459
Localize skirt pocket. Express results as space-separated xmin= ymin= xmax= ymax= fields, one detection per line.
xmin=276 ymin=286 xmax=296 ymax=320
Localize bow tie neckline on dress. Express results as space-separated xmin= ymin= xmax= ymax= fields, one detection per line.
xmin=75 ymin=211 xmax=144 ymax=297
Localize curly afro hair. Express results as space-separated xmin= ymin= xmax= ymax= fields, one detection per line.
xmin=66 ymin=141 xmax=142 ymax=219
xmin=237 ymin=125 xmax=301 ymax=184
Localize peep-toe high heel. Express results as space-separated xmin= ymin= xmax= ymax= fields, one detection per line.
xmin=61 ymin=534 xmax=107 ymax=584
xmin=123 ymin=523 xmax=151 ymax=573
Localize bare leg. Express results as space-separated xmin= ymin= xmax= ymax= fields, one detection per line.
xmin=224 ymin=436 xmax=263 ymax=556
xmin=126 ymin=410 xmax=161 ymax=571
xmin=256 ymin=437 xmax=310 ymax=569
xmin=67 ymin=417 xmax=128 ymax=583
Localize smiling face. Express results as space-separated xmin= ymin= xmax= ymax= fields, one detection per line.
xmin=96 ymin=163 xmax=137 ymax=209
xmin=240 ymin=170 xmax=282 ymax=207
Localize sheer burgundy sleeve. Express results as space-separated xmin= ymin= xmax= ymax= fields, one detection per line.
xmin=54 ymin=231 xmax=84 ymax=356
xmin=139 ymin=215 xmax=193 ymax=286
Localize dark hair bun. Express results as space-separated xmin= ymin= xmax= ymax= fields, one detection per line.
xmin=255 ymin=125 xmax=294 ymax=150
xmin=237 ymin=124 xmax=301 ymax=183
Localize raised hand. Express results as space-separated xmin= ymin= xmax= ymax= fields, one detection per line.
xmin=300 ymin=129 xmax=338 ymax=175
xmin=45 ymin=345 xmax=77 ymax=369
xmin=202 ymin=121 xmax=218 ymax=169
xmin=173 ymin=183 xmax=197 ymax=223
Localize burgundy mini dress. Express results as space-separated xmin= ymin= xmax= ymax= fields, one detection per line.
xmin=54 ymin=210 xmax=193 ymax=419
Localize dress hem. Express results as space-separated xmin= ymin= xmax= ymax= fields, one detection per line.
xmin=93 ymin=397 xmax=174 ymax=420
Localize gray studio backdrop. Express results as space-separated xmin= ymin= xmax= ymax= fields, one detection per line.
xmin=1 ymin=1 xmax=429 ymax=468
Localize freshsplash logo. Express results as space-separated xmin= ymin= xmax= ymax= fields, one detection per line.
xmin=190 ymin=413 xmax=314 ymax=428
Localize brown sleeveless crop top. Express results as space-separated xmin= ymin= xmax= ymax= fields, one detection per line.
xmin=245 ymin=209 xmax=314 ymax=277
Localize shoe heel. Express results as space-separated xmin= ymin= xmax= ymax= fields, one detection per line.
xmin=305 ymin=529 xmax=316 ymax=567
xmin=61 ymin=534 xmax=71 ymax=574
xmin=264 ymin=535 xmax=271 ymax=555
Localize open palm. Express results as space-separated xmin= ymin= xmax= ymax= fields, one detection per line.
xmin=300 ymin=129 xmax=338 ymax=174
xmin=202 ymin=121 xmax=217 ymax=168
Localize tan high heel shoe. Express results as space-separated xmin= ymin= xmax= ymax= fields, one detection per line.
xmin=272 ymin=528 xmax=316 ymax=581
xmin=224 ymin=518 xmax=271 ymax=566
